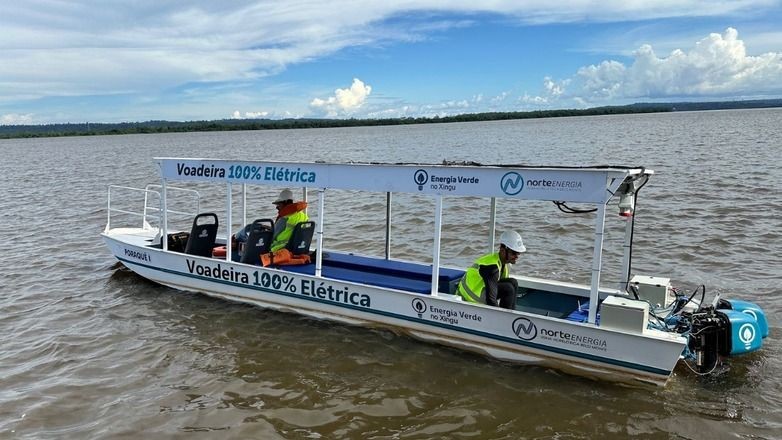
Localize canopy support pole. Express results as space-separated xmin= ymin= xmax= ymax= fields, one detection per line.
xmin=302 ymin=187 xmax=308 ymax=215
xmin=315 ymin=189 xmax=325 ymax=277
xmin=107 ymin=187 xmax=112 ymax=232
xmin=488 ymin=197 xmax=497 ymax=253
xmin=226 ymin=183 xmax=232 ymax=262
xmin=431 ymin=195 xmax=443 ymax=296
xmin=588 ymin=204 xmax=607 ymax=324
xmin=242 ymin=184 xmax=247 ymax=227
xmin=161 ymin=179 xmax=168 ymax=251
xmin=141 ymin=187 xmax=149 ymax=228
xmin=385 ymin=192 xmax=392 ymax=260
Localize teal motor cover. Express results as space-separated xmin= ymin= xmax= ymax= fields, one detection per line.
xmin=723 ymin=299 xmax=769 ymax=339
xmin=718 ymin=310 xmax=763 ymax=356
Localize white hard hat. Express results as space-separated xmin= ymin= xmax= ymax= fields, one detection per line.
xmin=500 ymin=230 xmax=526 ymax=253
xmin=273 ymin=188 xmax=294 ymax=204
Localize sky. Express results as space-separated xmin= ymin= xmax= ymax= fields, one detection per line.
xmin=1 ymin=1 xmax=781 ymax=125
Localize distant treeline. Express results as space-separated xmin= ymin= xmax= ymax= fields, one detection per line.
xmin=2 ymin=99 xmax=780 ymax=139
xmin=626 ymin=99 xmax=782 ymax=112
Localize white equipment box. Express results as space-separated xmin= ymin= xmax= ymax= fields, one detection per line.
xmin=600 ymin=296 xmax=649 ymax=334
xmin=629 ymin=275 xmax=673 ymax=307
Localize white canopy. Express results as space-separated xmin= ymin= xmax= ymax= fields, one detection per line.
xmin=156 ymin=157 xmax=653 ymax=323
xmin=157 ymin=158 xmax=651 ymax=204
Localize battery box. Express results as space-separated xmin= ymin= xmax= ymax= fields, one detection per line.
xmin=629 ymin=275 xmax=673 ymax=307
xmin=600 ymin=296 xmax=649 ymax=334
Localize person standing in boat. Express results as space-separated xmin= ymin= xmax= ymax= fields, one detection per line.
xmin=457 ymin=230 xmax=525 ymax=310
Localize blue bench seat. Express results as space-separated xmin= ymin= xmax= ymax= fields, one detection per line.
xmin=278 ymin=252 xmax=465 ymax=295
xmin=322 ymin=252 xmax=463 ymax=292
xmin=280 ymin=264 xmax=434 ymax=294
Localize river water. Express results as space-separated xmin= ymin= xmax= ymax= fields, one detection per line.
xmin=1 ymin=109 xmax=780 ymax=439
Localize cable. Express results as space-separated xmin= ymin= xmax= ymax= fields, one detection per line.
xmin=673 ymin=284 xmax=705 ymax=314
xmin=641 ymin=299 xmax=669 ymax=329
xmin=553 ymin=201 xmax=597 ymax=214
xmin=681 ymin=356 xmax=721 ymax=376
xmin=621 ymin=173 xmax=649 ymax=291
xmin=628 ymin=284 xmax=640 ymax=300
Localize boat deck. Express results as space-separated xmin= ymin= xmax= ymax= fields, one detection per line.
xmin=279 ymin=254 xmax=586 ymax=318
xmin=145 ymin=236 xmax=590 ymax=319
xmin=276 ymin=250 xmax=590 ymax=318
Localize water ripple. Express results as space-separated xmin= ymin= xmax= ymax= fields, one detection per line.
xmin=1 ymin=109 xmax=781 ymax=438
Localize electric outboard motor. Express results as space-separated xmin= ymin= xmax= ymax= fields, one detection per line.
xmin=718 ymin=299 xmax=769 ymax=339
xmin=686 ymin=300 xmax=765 ymax=373
xmin=687 ymin=311 xmax=725 ymax=373
xmin=715 ymin=309 xmax=763 ymax=356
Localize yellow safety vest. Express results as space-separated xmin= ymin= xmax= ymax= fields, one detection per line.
xmin=457 ymin=252 xmax=508 ymax=303
xmin=271 ymin=210 xmax=309 ymax=252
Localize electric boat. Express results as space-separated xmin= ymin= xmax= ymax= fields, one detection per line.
xmin=102 ymin=158 xmax=768 ymax=386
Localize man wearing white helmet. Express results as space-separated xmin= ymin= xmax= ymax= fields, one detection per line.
xmin=456 ymin=230 xmax=526 ymax=309
xmin=268 ymin=188 xmax=309 ymax=252
xmin=235 ymin=188 xmax=309 ymax=252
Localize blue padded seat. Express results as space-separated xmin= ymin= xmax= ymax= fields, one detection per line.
xmin=321 ymin=252 xmax=464 ymax=293
xmin=280 ymin=264 xmax=433 ymax=294
xmin=277 ymin=252 xmax=465 ymax=294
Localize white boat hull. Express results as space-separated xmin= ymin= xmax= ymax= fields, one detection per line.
xmin=103 ymin=228 xmax=687 ymax=386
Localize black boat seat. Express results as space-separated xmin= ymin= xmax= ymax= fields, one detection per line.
xmin=241 ymin=219 xmax=274 ymax=265
xmin=184 ymin=213 xmax=218 ymax=257
xmin=286 ymin=221 xmax=315 ymax=255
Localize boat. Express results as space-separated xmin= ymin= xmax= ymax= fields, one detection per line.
xmin=102 ymin=158 xmax=769 ymax=386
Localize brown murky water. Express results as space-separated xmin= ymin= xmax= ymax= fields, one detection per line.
xmin=1 ymin=109 xmax=780 ymax=439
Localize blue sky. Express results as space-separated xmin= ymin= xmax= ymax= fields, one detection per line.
xmin=1 ymin=1 xmax=781 ymax=124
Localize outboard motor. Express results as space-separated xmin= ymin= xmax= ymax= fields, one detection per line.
xmin=718 ymin=299 xmax=769 ymax=339
xmin=716 ymin=309 xmax=763 ymax=356
xmin=687 ymin=308 xmax=727 ymax=373
xmin=687 ymin=300 xmax=766 ymax=373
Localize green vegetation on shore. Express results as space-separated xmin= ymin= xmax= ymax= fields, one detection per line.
xmin=2 ymin=99 xmax=780 ymax=139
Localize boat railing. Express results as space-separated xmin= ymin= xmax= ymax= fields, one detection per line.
xmin=143 ymin=184 xmax=201 ymax=227
xmin=106 ymin=185 xmax=200 ymax=232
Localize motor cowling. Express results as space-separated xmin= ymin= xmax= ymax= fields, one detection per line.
xmin=718 ymin=299 xmax=769 ymax=339
xmin=716 ymin=309 xmax=763 ymax=356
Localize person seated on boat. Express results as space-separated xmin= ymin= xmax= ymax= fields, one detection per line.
xmin=456 ymin=230 xmax=525 ymax=310
xmin=234 ymin=188 xmax=308 ymax=249
xmin=269 ymin=188 xmax=309 ymax=252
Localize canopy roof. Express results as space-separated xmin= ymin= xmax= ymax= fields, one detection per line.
xmin=156 ymin=158 xmax=652 ymax=204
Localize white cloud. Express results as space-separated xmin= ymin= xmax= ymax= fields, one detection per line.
xmin=365 ymin=97 xmax=484 ymax=118
xmin=518 ymin=77 xmax=571 ymax=106
xmin=520 ymin=93 xmax=549 ymax=104
xmin=1 ymin=3 xmax=780 ymax=122
xmin=491 ymin=92 xmax=509 ymax=103
xmin=310 ymin=78 xmax=372 ymax=116
xmin=366 ymin=105 xmax=415 ymax=118
xmin=543 ymin=76 xmax=568 ymax=97
xmin=0 ymin=1 xmax=775 ymax=104
xmin=1 ymin=113 xmax=34 ymax=125
xmin=232 ymin=110 xmax=269 ymax=119
xmin=573 ymin=28 xmax=782 ymax=101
